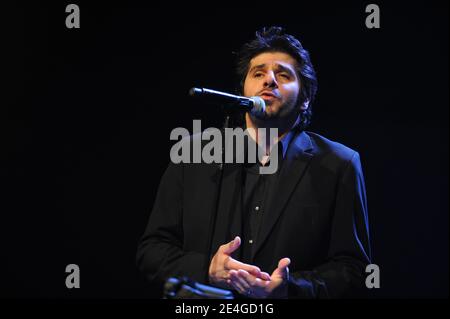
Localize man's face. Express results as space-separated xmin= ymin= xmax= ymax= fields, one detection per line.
xmin=243 ymin=51 xmax=301 ymax=120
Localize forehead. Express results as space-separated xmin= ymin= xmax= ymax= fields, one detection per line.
xmin=248 ymin=51 xmax=298 ymax=71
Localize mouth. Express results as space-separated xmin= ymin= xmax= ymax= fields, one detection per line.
xmin=259 ymin=91 xmax=279 ymax=100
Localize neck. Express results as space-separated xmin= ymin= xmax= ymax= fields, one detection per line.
xmin=245 ymin=111 xmax=300 ymax=151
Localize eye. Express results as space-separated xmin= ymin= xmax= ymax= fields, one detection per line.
xmin=253 ymin=72 xmax=264 ymax=78
xmin=278 ymin=73 xmax=290 ymax=79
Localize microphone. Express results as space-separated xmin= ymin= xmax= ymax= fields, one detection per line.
xmin=189 ymin=87 xmax=266 ymax=117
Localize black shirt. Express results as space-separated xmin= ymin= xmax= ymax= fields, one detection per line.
xmin=240 ymin=130 xmax=298 ymax=264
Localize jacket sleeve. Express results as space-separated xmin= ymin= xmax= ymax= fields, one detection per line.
xmin=136 ymin=162 xmax=208 ymax=287
xmin=287 ymin=151 xmax=372 ymax=298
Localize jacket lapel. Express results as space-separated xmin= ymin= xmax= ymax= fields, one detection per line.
xmin=253 ymin=131 xmax=315 ymax=257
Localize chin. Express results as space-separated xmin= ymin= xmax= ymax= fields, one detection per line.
xmin=265 ymin=105 xmax=282 ymax=117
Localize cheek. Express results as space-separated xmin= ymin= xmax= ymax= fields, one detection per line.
xmin=243 ymin=79 xmax=255 ymax=96
xmin=282 ymin=83 xmax=300 ymax=102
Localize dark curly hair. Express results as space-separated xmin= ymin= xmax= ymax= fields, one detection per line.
xmin=234 ymin=26 xmax=318 ymax=130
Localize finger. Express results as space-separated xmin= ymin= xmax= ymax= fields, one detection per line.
xmin=222 ymin=236 xmax=241 ymax=255
xmin=260 ymin=272 xmax=271 ymax=281
xmin=272 ymin=257 xmax=291 ymax=278
xmin=229 ymin=279 xmax=244 ymax=293
xmin=238 ymin=268 xmax=270 ymax=281
xmin=238 ymin=269 xmax=270 ymax=289
xmin=233 ymin=270 xmax=251 ymax=291
xmin=278 ymin=257 xmax=291 ymax=269
xmin=226 ymin=259 xmax=261 ymax=276
xmin=229 ymin=270 xmax=246 ymax=293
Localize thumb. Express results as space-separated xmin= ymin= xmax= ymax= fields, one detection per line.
xmin=222 ymin=236 xmax=241 ymax=255
xmin=272 ymin=257 xmax=291 ymax=279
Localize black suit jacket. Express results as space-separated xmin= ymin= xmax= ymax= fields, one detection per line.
xmin=137 ymin=130 xmax=371 ymax=298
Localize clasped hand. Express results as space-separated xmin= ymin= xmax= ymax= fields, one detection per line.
xmin=208 ymin=236 xmax=290 ymax=298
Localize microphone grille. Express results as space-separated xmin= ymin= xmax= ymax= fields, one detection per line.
xmin=189 ymin=87 xmax=202 ymax=96
xmin=251 ymin=96 xmax=266 ymax=113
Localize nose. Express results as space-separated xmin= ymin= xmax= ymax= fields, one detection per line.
xmin=263 ymin=71 xmax=278 ymax=88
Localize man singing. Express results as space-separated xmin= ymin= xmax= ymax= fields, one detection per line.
xmin=137 ymin=26 xmax=371 ymax=298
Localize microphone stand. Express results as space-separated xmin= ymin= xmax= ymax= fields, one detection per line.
xmin=204 ymin=112 xmax=230 ymax=285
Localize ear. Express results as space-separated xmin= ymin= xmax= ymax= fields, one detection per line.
xmin=300 ymin=99 xmax=310 ymax=111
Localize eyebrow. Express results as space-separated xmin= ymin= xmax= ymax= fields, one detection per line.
xmin=248 ymin=63 xmax=296 ymax=76
xmin=248 ymin=64 xmax=266 ymax=74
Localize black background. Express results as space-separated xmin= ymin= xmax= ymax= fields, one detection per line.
xmin=2 ymin=1 xmax=448 ymax=299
